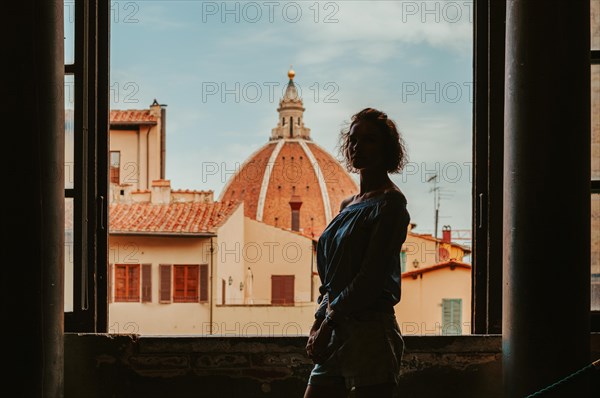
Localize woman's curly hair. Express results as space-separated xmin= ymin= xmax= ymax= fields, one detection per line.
xmin=337 ymin=107 xmax=408 ymax=174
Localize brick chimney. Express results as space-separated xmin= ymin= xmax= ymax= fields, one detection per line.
xmin=442 ymin=225 xmax=452 ymax=243
xmin=289 ymin=193 xmax=303 ymax=232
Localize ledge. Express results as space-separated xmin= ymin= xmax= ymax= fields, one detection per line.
xmin=64 ymin=333 xmax=599 ymax=398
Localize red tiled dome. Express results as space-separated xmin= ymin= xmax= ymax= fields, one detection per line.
xmin=218 ymin=70 xmax=358 ymax=239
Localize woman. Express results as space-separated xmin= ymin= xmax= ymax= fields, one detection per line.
xmin=304 ymin=108 xmax=411 ymax=398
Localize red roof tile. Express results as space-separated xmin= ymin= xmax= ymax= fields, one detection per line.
xmin=402 ymin=260 xmax=472 ymax=278
xmin=110 ymin=109 xmax=157 ymax=125
xmin=109 ymin=200 xmax=240 ymax=234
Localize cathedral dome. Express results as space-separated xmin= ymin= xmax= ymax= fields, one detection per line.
xmin=218 ymin=69 xmax=358 ymax=238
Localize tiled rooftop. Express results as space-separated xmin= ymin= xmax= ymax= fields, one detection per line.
xmin=109 ymin=200 xmax=240 ymax=234
xmin=110 ymin=109 xmax=158 ymax=125
xmin=402 ymin=260 xmax=472 ymax=278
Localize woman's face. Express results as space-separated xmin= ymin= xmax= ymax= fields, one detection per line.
xmin=348 ymin=120 xmax=385 ymax=170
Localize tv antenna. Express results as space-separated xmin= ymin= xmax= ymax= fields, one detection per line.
xmin=427 ymin=174 xmax=440 ymax=239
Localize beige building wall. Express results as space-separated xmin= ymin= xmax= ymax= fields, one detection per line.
xmin=108 ymin=234 xmax=213 ymax=335
xmin=212 ymin=212 xmax=316 ymax=335
xmin=395 ymin=266 xmax=472 ymax=336
xmin=110 ymin=128 xmax=147 ymax=189
xmin=214 ymin=204 xmax=246 ymax=305
xmin=242 ymin=217 xmax=314 ymax=304
xmin=211 ymin=305 xmax=316 ymax=336
xmin=403 ymin=232 xmax=468 ymax=270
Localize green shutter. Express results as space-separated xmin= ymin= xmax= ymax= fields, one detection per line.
xmin=400 ymin=251 xmax=407 ymax=273
xmin=442 ymin=298 xmax=462 ymax=335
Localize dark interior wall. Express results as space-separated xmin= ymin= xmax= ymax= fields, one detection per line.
xmin=6 ymin=1 xmax=64 ymax=397
xmin=65 ymin=334 xmax=600 ymax=398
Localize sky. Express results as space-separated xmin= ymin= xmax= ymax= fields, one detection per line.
xmin=67 ymin=0 xmax=474 ymax=247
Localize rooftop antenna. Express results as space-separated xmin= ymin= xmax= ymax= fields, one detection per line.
xmin=427 ymin=174 xmax=440 ymax=239
xmin=428 ymin=174 xmax=440 ymax=263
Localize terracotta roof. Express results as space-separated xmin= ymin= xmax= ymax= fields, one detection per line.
xmin=109 ymin=200 xmax=240 ymax=235
xmin=110 ymin=109 xmax=157 ymax=125
xmin=402 ymin=260 xmax=472 ymax=278
xmin=172 ymin=189 xmax=213 ymax=194
xmin=409 ymin=232 xmax=472 ymax=253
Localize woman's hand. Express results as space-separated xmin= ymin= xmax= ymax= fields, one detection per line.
xmin=306 ymin=318 xmax=334 ymax=364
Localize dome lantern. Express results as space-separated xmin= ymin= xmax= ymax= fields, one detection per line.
xmin=271 ymin=68 xmax=311 ymax=141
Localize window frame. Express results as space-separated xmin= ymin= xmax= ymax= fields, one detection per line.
xmin=471 ymin=0 xmax=505 ymax=335
xmin=64 ymin=0 xmax=109 ymax=333
xmin=68 ymin=0 xmax=598 ymax=334
xmin=591 ymin=45 xmax=599 ymax=330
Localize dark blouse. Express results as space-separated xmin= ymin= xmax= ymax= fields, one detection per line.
xmin=315 ymin=190 xmax=410 ymax=319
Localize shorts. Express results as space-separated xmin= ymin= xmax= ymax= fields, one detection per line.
xmin=307 ymin=312 xmax=405 ymax=390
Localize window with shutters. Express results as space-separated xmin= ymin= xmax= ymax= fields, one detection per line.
xmin=271 ymin=275 xmax=295 ymax=306
xmin=442 ymin=298 xmax=462 ymax=335
xmin=173 ymin=265 xmax=199 ymax=303
xmin=114 ymin=264 xmax=140 ymax=302
xmin=159 ymin=264 xmax=172 ymax=303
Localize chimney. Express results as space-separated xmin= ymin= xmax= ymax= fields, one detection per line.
xmin=289 ymin=193 xmax=303 ymax=231
xmin=442 ymin=225 xmax=451 ymax=243
xmin=151 ymin=179 xmax=172 ymax=204
xmin=150 ymin=99 xmax=167 ymax=180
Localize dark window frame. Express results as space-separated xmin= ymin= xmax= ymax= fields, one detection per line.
xmin=591 ymin=44 xmax=599 ymax=330
xmin=66 ymin=0 xmax=598 ymax=333
xmin=64 ymin=0 xmax=109 ymax=333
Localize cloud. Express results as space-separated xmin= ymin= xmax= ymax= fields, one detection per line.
xmin=290 ymin=1 xmax=473 ymax=65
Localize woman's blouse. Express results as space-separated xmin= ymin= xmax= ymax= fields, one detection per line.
xmin=315 ymin=190 xmax=410 ymax=319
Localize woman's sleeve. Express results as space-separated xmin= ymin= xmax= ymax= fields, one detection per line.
xmin=314 ymin=291 xmax=328 ymax=319
xmin=329 ymin=197 xmax=410 ymax=316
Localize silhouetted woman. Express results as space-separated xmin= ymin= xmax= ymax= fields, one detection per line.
xmin=304 ymin=108 xmax=410 ymax=398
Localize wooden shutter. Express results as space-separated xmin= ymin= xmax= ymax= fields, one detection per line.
xmin=108 ymin=263 xmax=113 ymax=303
xmin=442 ymin=298 xmax=462 ymax=335
xmin=159 ymin=264 xmax=171 ymax=303
xmin=199 ymin=264 xmax=208 ymax=302
xmin=128 ymin=264 xmax=140 ymax=302
xmin=141 ymin=263 xmax=152 ymax=303
xmin=114 ymin=264 xmax=126 ymax=301
xmin=271 ymin=275 xmax=294 ymax=306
